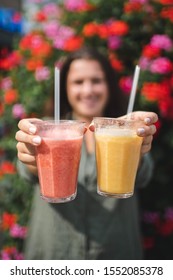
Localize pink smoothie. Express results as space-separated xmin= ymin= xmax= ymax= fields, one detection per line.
xmin=35 ymin=132 xmax=83 ymax=202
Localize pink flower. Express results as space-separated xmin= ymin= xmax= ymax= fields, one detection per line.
xmin=53 ymin=38 xmax=66 ymax=50
xmin=12 ymin=104 xmax=25 ymax=119
xmin=119 ymin=76 xmax=132 ymax=94
xmin=142 ymin=211 xmax=160 ymax=224
xmin=150 ymin=34 xmax=173 ymax=51
xmin=1 ymin=252 xmax=11 ymax=260
xmin=43 ymin=21 xmax=60 ymax=39
xmin=10 ymin=223 xmax=27 ymax=239
xmin=35 ymin=66 xmax=50 ymax=81
xmin=55 ymin=60 xmax=64 ymax=69
xmin=165 ymin=207 xmax=173 ymax=221
xmin=139 ymin=57 xmax=150 ymax=70
xmin=150 ymin=57 xmax=172 ymax=74
xmin=43 ymin=3 xmax=61 ymax=17
xmin=58 ymin=26 xmax=74 ymax=39
xmin=52 ymin=26 xmax=74 ymax=50
xmin=52 ymin=26 xmax=74 ymax=49
xmin=15 ymin=252 xmax=24 ymax=260
xmin=0 ymin=77 xmax=12 ymax=90
xmin=130 ymin=0 xmax=148 ymax=3
xmin=31 ymin=35 xmax=43 ymax=49
xmin=64 ymin=0 xmax=87 ymax=11
xmin=108 ymin=36 xmax=122 ymax=50
xmin=1 ymin=247 xmax=24 ymax=260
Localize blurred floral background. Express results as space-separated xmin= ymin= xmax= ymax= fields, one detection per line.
xmin=0 ymin=0 xmax=173 ymax=260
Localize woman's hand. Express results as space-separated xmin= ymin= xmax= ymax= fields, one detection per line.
xmin=89 ymin=111 xmax=158 ymax=155
xmin=128 ymin=111 xmax=158 ymax=155
xmin=15 ymin=118 xmax=42 ymax=175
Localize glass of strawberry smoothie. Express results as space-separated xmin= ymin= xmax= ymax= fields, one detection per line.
xmin=31 ymin=120 xmax=86 ymax=203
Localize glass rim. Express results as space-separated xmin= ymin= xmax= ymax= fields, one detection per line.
xmin=93 ymin=117 xmax=141 ymax=122
xmin=30 ymin=119 xmax=87 ymax=126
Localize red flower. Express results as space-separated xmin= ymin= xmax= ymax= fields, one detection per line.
xmin=9 ymin=51 xmax=22 ymax=65
xmin=141 ymin=81 xmax=170 ymax=102
xmin=19 ymin=34 xmax=33 ymax=50
xmin=4 ymin=89 xmax=18 ymax=104
xmin=159 ymin=96 xmax=173 ymax=120
xmin=35 ymin=11 xmax=47 ymax=22
xmin=170 ymin=75 xmax=173 ymax=88
xmin=83 ymin=22 xmax=98 ymax=37
xmin=97 ymin=24 xmax=109 ymax=39
xmin=142 ymin=236 xmax=155 ymax=250
xmin=109 ymin=53 xmax=124 ymax=72
xmin=119 ymin=76 xmax=132 ymax=94
xmin=31 ymin=42 xmax=52 ymax=58
xmin=3 ymin=246 xmax=17 ymax=254
xmin=157 ymin=0 xmax=173 ymax=4
xmin=142 ymin=44 xmax=161 ymax=59
xmin=2 ymin=212 xmax=18 ymax=230
xmin=0 ymin=51 xmax=21 ymax=71
xmin=64 ymin=36 xmax=83 ymax=51
xmin=157 ymin=220 xmax=173 ymax=236
xmin=26 ymin=59 xmax=44 ymax=71
xmin=0 ymin=161 xmax=16 ymax=174
xmin=20 ymin=33 xmax=52 ymax=60
xmin=0 ymin=102 xmax=4 ymax=116
xmin=161 ymin=7 xmax=173 ymax=22
xmin=12 ymin=12 xmax=21 ymax=23
xmin=108 ymin=20 xmax=129 ymax=36
xmin=0 ymin=148 xmax=5 ymax=157
xmin=0 ymin=48 xmax=9 ymax=57
xmin=124 ymin=2 xmax=142 ymax=13
xmin=154 ymin=119 xmax=162 ymax=137
xmin=77 ymin=3 xmax=96 ymax=12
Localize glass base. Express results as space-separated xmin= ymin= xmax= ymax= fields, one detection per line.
xmin=40 ymin=192 xmax=77 ymax=203
xmin=97 ymin=189 xmax=133 ymax=199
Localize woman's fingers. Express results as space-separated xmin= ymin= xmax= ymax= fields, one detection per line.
xmin=16 ymin=118 xmax=42 ymax=146
xmin=16 ymin=142 xmax=36 ymax=163
xmin=89 ymin=112 xmax=158 ymax=133
xmin=128 ymin=111 xmax=158 ymax=124
xmin=17 ymin=151 xmax=37 ymax=165
xmin=137 ymin=124 xmax=157 ymax=137
xmin=15 ymin=130 xmax=41 ymax=146
xmin=16 ymin=142 xmax=36 ymax=155
xmin=18 ymin=118 xmax=41 ymax=135
xmin=141 ymin=135 xmax=153 ymax=154
xmin=16 ymin=118 xmax=42 ymax=167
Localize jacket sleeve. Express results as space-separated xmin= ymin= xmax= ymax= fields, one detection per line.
xmin=135 ymin=153 xmax=154 ymax=189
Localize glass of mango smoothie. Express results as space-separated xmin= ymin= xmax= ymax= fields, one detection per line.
xmin=31 ymin=120 xmax=86 ymax=203
xmin=93 ymin=117 xmax=143 ymax=198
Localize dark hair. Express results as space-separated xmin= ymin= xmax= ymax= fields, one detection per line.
xmin=60 ymin=47 xmax=128 ymax=118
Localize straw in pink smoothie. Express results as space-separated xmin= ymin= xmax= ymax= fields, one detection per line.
xmin=54 ymin=67 xmax=60 ymax=121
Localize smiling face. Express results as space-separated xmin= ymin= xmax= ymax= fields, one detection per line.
xmin=66 ymin=59 xmax=109 ymax=121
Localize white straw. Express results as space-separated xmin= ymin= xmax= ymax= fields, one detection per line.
xmin=54 ymin=67 xmax=60 ymax=121
xmin=127 ymin=65 xmax=140 ymax=115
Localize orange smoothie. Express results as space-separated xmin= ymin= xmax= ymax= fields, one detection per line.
xmin=35 ymin=131 xmax=83 ymax=203
xmin=95 ymin=129 xmax=142 ymax=198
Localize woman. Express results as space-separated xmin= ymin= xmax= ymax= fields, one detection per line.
xmin=16 ymin=47 xmax=158 ymax=259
